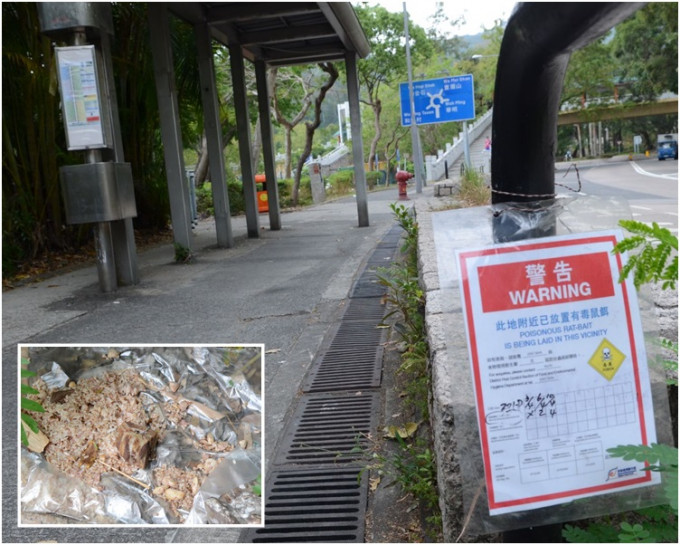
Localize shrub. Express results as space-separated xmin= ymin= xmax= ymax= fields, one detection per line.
xmin=459 ymin=167 xmax=490 ymax=205
xmin=366 ymin=170 xmax=384 ymax=189
xmin=326 ymin=170 xmax=354 ymax=196
xmin=196 ymin=181 xmax=247 ymax=217
xmin=195 ymin=182 xmax=214 ymax=217
xmin=277 ymin=180 xmax=290 ymax=202
xmin=227 ymin=182 xmax=245 ymax=215
xmin=275 ymin=177 xmax=312 ymax=208
xmin=562 ymin=220 xmax=678 ymax=543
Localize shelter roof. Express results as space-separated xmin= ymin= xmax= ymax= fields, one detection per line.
xmin=168 ymin=2 xmax=370 ymax=66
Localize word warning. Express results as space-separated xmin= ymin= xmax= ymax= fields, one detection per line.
xmin=456 ymin=230 xmax=658 ymax=516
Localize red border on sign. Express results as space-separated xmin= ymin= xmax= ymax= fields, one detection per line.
xmin=477 ymin=252 xmax=615 ymax=312
xmin=458 ymin=234 xmax=651 ymax=512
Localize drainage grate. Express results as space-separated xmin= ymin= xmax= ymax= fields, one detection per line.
xmin=376 ymin=236 xmax=401 ymax=249
xmin=367 ymin=246 xmax=397 ymax=265
xmin=249 ymin=466 xmax=368 ymax=542
xmin=349 ymin=270 xmax=387 ymax=298
xmin=379 ymin=225 xmax=404 ymax=245
xmin=251 ymin=225 xmax=400 ymax=542
xmin=341 ymin=297 xmax=386 ymax=323
xmin=302 ymin=322 xmax=385 ymax=392
xmin=274 ymin=393 xmax=378 ymax=467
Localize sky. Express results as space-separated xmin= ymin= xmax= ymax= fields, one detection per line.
xmin=368 ymin=0 xmax=518 ymax=36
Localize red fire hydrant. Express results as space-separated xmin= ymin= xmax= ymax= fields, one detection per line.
xmin=395 ymin=170 xmax=414 ymax=200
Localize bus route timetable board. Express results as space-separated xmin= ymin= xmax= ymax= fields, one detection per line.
xmin=456 ymin=230 xmax=659 ymax=516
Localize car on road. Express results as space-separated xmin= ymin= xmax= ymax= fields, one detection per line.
xmin=657 ymin=133 xmax=678 ymax=160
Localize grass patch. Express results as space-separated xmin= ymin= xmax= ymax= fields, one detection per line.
xmin=458 ymin=167 xmax=490 ymax=206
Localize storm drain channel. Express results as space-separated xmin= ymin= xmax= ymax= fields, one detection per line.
xmin=274 ymin=393 xmax=379 ymax=466
xmin=249 ymin=225 xmax=402 ymax=542
xmin=302 ymin=322 xmax=385 ymax=393
xmin=251 ymin=467 xmax=368 ymax=543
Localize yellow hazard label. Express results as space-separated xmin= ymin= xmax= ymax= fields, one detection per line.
xmin=259 ymin=193 xmax=268 ymax=202
xmin=588 ymin=338 xmax=626 ymax=380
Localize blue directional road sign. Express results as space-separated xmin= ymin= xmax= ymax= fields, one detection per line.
xmin=400 ymin=74 xmax=475 ymax=126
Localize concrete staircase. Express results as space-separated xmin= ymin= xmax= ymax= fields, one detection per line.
xmin=425 ymin=108 xmax=494 ymax=182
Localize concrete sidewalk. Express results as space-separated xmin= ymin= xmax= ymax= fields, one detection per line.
xmin=3 ymin=185 xmax=431 ymax=543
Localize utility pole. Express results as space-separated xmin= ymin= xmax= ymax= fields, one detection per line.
xmin=403 ymin=3 xmax=424 ymax=193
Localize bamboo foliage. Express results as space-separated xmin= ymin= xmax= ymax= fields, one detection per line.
xmin=2 ymin=2 xmax=70 ymax=274
xmin=111 ymin=2 xmax=170 ymax=230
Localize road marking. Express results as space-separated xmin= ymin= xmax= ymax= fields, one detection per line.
xmin=639 ymin=221 xmax=675 ymax=229
xmin=630 ymin=161 xmax=679 ymax=180
xmin=630 ymin=205 xmax=652 ymax=211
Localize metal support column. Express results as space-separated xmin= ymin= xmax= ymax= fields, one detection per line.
xmin=229 ymin=44 xmax=260 ymax=238
xmin=255 ymin=59 xmax=281 ymax=231
xmin=99 ymin=29 xmax=139 ymax=285
xmin=85 ymin=143 xmax=116 ymax=292
xmin=195 ymin=21 xmax=233 ymax=248
xmin=148 ymin=3 xmax=193 ymax=252
xmin=74 ymin=28 xmax=117 ymax=292
xmin=94 ymin=221 xmax=117 ymax=292
xmin=345 ymin=51 xmax=369 ymax=228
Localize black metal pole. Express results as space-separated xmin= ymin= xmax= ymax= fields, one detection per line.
xmin=491 ymin=2 xmax=645 ymax=205
xmin=490 ymin=2 xmax=646 ymax=540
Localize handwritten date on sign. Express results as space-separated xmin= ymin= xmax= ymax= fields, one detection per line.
xmin=500 ymin=393 xmax=557 ymax=419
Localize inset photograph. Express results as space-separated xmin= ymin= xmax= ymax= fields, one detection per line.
xmin=19 ymin=344 xmax=263 ymax=526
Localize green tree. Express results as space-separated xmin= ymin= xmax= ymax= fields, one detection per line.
xmin=291 ymin=62 xmax=339 ymax=206
xmin=561 ymin=38 xmax=614 ymax=108
xmin=2 ymin=2 xmax=73 ymax=275
xmin=113 ymin=4 xmax=205 ymax=229
xmin=464 ymin=21 xmax=504 ymax=114
xmin=192 ymin=45 xmax=240 ymax=187
xmin=425 ymin=1 xmax=467 ymax=61
xmin=271 ymin=65 xmax=316 ymax=179
xmin=556 ymin=3 xmax=678 ymax=157
xmin=611 ymin=2 xmax=678 ymax=100
xmin=352 ymin=4 xmax=432 ymax=170
xmin=379 ymin=90 xmax=409 ymax=178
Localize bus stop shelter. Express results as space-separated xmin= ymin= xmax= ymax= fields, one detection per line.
xmin=151 ymin=2 xmax=372 ymax=253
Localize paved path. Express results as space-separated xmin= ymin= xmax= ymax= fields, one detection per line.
xmin=3 ymin=185 xmax=431 ymax=542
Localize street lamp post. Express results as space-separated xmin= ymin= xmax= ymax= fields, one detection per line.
xmin=403 ymin=3 xmax=424 ymax=193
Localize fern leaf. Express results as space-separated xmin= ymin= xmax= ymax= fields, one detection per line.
xmin=664 ymin=472 xmax=678 ymax=511
xmin=21 ymin=412 xmax=40 ymax=434
xmin=21 ymin=398 xmax=44 ymax=413
xmin=20 ymin=424 xmax=28 ymax=447
xmin=21 ymin=384 xmax=39 ymax=396
xmin=614 ymin=220 xmax=678 ymax=289
xmin=607 ymin=443 xmax=678 ymax=467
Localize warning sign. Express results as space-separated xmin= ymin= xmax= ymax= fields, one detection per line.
xmin=456 ymin=230 xmax=658 ymax=516
xmin=589 ymin=338 xmax=626 ymax=380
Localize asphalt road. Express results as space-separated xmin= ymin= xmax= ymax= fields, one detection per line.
xmin=556 ymin=158 xmax=678 ymax=233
